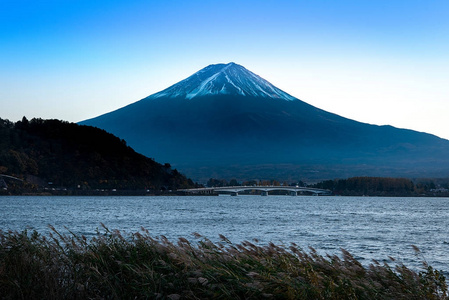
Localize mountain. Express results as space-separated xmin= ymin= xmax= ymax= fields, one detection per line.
xmin=80 ymin=63 xmax=449 ymax=181
xmin=0 ymin=117 xmax=195 ymax=194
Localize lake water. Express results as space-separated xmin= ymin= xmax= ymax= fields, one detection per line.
xmin=1 ymin=195 xmax=448 ymax=274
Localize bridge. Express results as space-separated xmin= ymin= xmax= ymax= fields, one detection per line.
xmin=0 ymin=174 xmax=24 ymax=190
xmin=179 ymin=186 xmax=331 ymax=196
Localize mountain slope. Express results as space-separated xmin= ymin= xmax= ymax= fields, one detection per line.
xmin=0 ymin=117 xmax=194 ymax=192
xmin=81 ymin=63 xmax=449 ymax=180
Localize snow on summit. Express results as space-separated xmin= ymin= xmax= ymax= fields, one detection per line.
xmin=148 ymin=63 xmax=297 ymax=101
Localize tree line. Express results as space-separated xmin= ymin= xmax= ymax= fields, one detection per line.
xmin=312 ymin=176 xmax=449 ymax=196
xmin=206 ymin=176 xmax=449 ymax=196
xmin=0 ymin=117 xmax=196 ymax=194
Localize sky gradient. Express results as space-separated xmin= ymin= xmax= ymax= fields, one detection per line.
xmin=1 ymin=0 xmax=449 ymax=139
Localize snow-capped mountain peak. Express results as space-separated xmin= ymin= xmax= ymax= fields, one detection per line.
xmin=147 ymin=62 xmax=298 ymax=101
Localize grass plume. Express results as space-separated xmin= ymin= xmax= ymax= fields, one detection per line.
xmin=0 ymin=226 xmax=447 ymax=299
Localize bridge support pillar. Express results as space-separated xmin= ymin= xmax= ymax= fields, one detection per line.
xmin=231 ymin=192 xmax=239 ymax=196
xmin=290 ymin=191 xmax=297 ymax=196
xmin=261 ymin=191 xmax=268 ymax=196
xmin=0 ymin=178 xmax=7 ymax=190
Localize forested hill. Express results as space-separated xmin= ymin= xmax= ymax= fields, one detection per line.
xmin=0 ymin=117 xmax=195 ymax=194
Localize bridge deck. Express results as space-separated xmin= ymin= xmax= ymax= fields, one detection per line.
xmin=179 ymin=186 xmax=331 ymax=196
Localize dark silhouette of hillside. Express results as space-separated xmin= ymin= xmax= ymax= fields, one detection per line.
xmin=0 ymin=117 xmax=194 ymax=194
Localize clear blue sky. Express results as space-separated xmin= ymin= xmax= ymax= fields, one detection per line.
xmin=1 ymin=0 xmax=448 ymax=138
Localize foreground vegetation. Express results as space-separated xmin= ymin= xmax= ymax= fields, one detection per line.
xmin=1 ymin=226 xmax=447 ymax=299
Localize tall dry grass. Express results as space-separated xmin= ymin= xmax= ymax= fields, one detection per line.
xmin=0 ymin=224 xmax=447 ymax=299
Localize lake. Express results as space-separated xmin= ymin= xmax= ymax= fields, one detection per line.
xmin=1 ymin=195 xmax=448 ymax=274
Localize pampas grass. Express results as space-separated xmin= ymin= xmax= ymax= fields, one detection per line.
xmin=0 ymin=225 xmax=447 ymax=299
